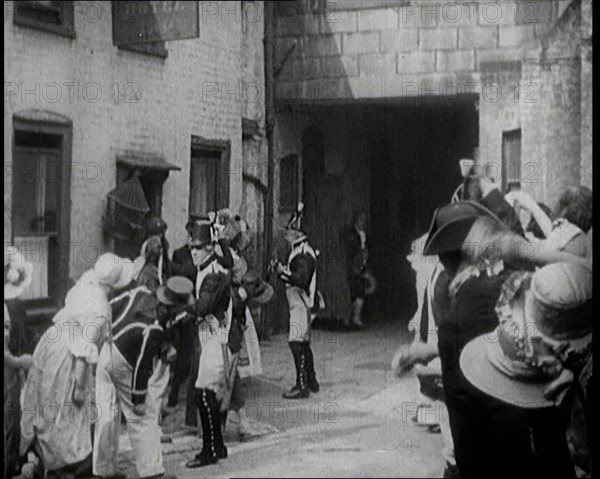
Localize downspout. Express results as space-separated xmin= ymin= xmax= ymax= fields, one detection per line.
xmin=262 ymin=1 xmax=275 ymax=337
xmin=263 ymin=0 xmax=275 ymax=278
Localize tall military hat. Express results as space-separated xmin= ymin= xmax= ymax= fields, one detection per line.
xmin=285 ymin=202 xmax=307 ymax=244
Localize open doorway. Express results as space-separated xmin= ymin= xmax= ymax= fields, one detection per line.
xmin=297 ymin=97 xmax=478 ymax=326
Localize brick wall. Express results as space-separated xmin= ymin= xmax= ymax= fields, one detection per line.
xmin=4 ymin=1 xmax=261 ymax=280
xmin=273 ymin=0 xmax=559 ymax=101
xmin=580 ymin=0 xmax=592 ymax=189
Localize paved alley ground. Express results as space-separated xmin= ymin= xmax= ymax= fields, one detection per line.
xmin=118 ymin=319 xmax=445 ymax=478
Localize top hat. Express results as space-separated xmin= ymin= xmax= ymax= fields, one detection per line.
xmin=242 ymin=271 xmax=274 ymax=305
xmin=185 ymin=213 xmax=203 ymax=233
xmin=189 ymin=217 xmax=214 ymax=247
xmin=94 ymin=253 xmax=136 ymax=290
xmin=4 ymin=246 xmax=34 ymax=300
xmin=423 ymin=201 xmax=503 ymax=256
xmin=460 ymin=262 xmax=592 ymax=408
xmin=156 ymin=276 xmax=194 ymax=305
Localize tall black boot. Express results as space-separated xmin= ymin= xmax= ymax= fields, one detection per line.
xmin=304 ymin=342 xmax=319 ymax=393
xmin=186 ymin=388 xmax=220 ymax=468
xmin=209 ymin=394 xmax=227 ymax=459
xmin=283 ymin=342 xmax=309 ymax=399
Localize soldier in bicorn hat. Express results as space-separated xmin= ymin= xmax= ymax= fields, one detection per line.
xmin=272 ymin=203 xmax=324 ymax=399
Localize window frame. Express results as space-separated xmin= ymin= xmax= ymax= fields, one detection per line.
xmin=12 ymin=117 xmax=72 ymax=312
xmin=13 ymin=1 xmax=75 ymax=38
xmin=111 ymin=1 xmax=168 ymax=59
xmin=189 ymin=136 xmax=231 ymax=216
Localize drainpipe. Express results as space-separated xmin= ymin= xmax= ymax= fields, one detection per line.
xmin=263 ymin=0 xmax=275 ymax=279
xmin=261 ymin=1 xmax=275 ymax=339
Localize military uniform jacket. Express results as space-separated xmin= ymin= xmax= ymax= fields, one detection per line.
xmin=109 ymin=286 xmax=166 ymax=405
xmin=279 ymin=240 xmax=317 ymax=300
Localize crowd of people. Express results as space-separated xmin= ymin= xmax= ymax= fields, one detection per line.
xmin=392 ymin=163 xmax=592 ymax=478
xmin=4 ymin=209 xmax=279 ymax=478
xmin=4 ymin=160 xmax=593 ymax=479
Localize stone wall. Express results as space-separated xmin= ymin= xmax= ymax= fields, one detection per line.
xmin=273 ymin=0 xmax=560 ymax=101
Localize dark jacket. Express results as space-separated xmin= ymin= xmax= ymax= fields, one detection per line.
xmin=345 ymin=225 xmax=367 ymax=275
xmin=171 ymin=245 xmax=197 ymax=285
xmin=228 ymin=288 xmax=247 ymax=355
xmin=110 ymin=287 xmax=168 ymax=405
xmin=279 ymin=250 xmax=316 ymax=294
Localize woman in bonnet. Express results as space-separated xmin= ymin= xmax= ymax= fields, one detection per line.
xmin=20 ymin=253 xmax=134 ymax=478
xmin=4 ymin=247 xmax=35 ymax=478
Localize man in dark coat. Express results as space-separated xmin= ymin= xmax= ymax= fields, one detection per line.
xmin=168 ymin=216 xmax=201 ymax=407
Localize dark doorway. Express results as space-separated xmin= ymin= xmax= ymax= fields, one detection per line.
xmin=368 ymin=138 xmax=392 ymax=321
xmin=295 ymin=97 xmax=478 ymax=327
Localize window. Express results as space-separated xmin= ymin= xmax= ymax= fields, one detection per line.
xmin=189 ymin=137 xmax=231 ymax=216
xmin=279 ymin=154 xmax=299 ymax=212
xmin=111 ymin=1 xmax=167 ymax=58
xmin=13 ymin=1 xmax=75 ymax=37
xmin=12 ymin=118 xmax=72 ymax=309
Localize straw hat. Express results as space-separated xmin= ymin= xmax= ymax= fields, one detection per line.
xmin=460 ymin=262 xmax=592 ymax=408
xmin=4 ymin=246 xmax=34 ymax=299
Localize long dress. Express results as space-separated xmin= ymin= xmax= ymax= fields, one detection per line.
xmin=20 ymin=271 xmax=111 ymax=472
xmin=4 ymin=302 xmax=25 ymax=478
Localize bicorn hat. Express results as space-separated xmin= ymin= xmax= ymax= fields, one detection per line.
xmin=423 ymin=201 xmax=503 ymax=256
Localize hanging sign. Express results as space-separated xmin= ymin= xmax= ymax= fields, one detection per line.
xmin=112 ymin=1 xmax=199 ymax=45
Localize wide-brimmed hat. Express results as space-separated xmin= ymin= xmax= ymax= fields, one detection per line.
xmin=423 ymin=201 xmax=503 ymax=256
xmin=460 ymin=262 xmax=592 ymax=408
xmin=4 ymin=246 xmax=34 ymax=299
xmin=157 ymin=276 xmax=194 ymax=305
xmin=242 ymin=272 xmax=274 ymax=305
xmin=94 ymin=253 xmax=135 ymax=290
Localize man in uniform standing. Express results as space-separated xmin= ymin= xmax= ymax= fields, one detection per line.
xmin=182 ymin=216 xmax=234 ymax=469
xmin=273 ymin=203 xmax=322 ymax=399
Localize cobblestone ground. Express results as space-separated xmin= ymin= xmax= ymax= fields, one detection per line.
xmin=116 ymin=319 xmax=446 ymax=478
